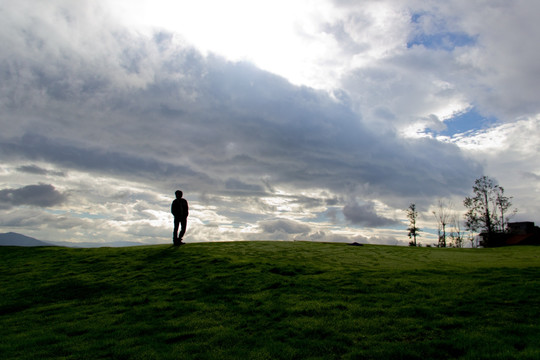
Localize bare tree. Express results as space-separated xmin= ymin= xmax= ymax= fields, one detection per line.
xmin=494 ymin=186 xmax=516 ymax=232
xmin=465 ymin=211 xmax=479 ymax=248
xmin=449 ymin=214 xmax=464 ymax=248
xmin=406 ymin=203 xmax=420 ymax=246
xmin=432 ymin=200 xmax=452 ymax=247
xmin=468 ymin=232 xmax=478 ymax=248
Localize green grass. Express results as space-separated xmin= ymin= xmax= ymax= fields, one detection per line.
xmin=1 ymin=241 xmax=540 ymax=359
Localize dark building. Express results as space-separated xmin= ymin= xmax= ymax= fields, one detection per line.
xmin=508 ymin=221 xmax=536 ymax=234
xmin=480 ymin=222 xmax=540 ymax=247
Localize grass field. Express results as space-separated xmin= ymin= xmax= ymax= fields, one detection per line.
xmin=1 ymin=241 xmax=540 ymax=359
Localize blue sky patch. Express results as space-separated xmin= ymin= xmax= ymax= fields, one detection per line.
xmin=438 ymin=108 xmax=497 ymax=136
xmin=408 ymin=32 xmax=477 ymax=50
xmin=408 ymin=12 xmax=477 ymax=50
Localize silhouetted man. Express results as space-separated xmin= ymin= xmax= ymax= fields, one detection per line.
xmin=171 ymin=190 xmax=189 ymax=245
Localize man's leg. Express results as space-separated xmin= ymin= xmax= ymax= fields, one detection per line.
xmin=173 ymin=217 xmax=180 ymax=244
xmin=179 ymin=217 xmax=187 ymax=240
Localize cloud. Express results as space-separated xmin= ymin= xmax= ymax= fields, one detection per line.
xmin=259 ymin=219 xmax=311 ymax=234
xmin=0 ymin=209 xmax=88 ymax=231
xmin=343 ymin=201 xmax=399 ymax=227
xmin=2 ymin=1 xmax=539 ymax=245
xmin=301 ymin=230 xmax=372 ymax=244
xmin=523 ymin=172 xmax=540 ymax=182
xmin=0 ymin=2 xmax=481 ymax=244
xmin=225 ymin=178 xmax=265 ymax=194
xmin=1 ymin=134 xmax=209 ymax=186
xmin=0 ymin=184 xmax=67 ymax=209
xmin=322 ymin=0 xmax=540 ymax=137
xmin=0 ymin=23 xmax=480 ymax=205
xmin=447 ymin=115 xmax=540 ymax=224
xmin=17 ymin=164 xmax=66 ymax=177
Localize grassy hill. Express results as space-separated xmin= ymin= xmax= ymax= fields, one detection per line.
xmin=1 ymin=241 xmax=540 ymax=359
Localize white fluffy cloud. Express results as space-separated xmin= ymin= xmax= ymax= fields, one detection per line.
xmin=448 ymin=115 xmax=540 ymax=223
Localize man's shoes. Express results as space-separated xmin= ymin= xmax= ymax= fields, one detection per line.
xmin=173 ymin=238 xmax=185 ymax=246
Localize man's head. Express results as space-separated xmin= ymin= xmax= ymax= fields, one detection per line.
xmin=175 ymin=190 xmax=183 ymax=199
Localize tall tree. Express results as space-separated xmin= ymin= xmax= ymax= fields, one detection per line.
xmin=406 ymin=203 xmax=420 ymax=246
xmin=463 ymin=176 xmax=515 ymax=246
xmin=432 ymin=200 xmax=452 ymax=248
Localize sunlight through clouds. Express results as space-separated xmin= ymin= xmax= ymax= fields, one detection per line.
xmin=108 ymin=0 xmax=341 ymax=88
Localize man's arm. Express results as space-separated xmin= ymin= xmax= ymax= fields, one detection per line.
xmin=183 ymin=199 xmax=189 ymax=217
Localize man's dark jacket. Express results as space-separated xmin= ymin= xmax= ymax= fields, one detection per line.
xmin=171 ymin=198 xmax=189 ymax=218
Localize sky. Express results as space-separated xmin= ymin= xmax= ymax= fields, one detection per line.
xmin=1 ymin=0 xmax=540 ymax=246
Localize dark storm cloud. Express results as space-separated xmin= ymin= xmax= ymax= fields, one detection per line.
xmin=0 ymin=4 xmax=480 ymax=207
xmin=225 ymin=178 xmax=264 ymax=193
xmin=17 ymin=164 xmax=66 ymax=177
xmin=343 ymin=201 xmax=399 ymax=227
xmin=0 ymin=184 xmax=66 ymax=209
xmin=0 ymin=134 xmax=211 ymax=187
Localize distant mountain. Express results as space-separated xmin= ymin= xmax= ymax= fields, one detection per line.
xmin=0 ymin=232 xmax=155 ymax=248
xmin=0 ymin=232 xmax=53 ymax=247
